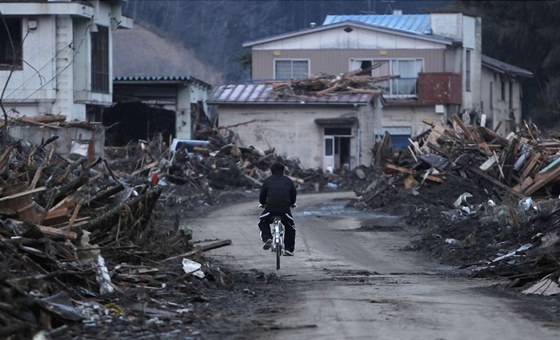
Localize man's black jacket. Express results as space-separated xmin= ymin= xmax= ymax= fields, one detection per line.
xmin=259 ymin=174 xmax=297 ymax=213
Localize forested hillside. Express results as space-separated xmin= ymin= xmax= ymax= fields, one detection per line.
xmin=446 ymin=0 xmax=560 ymax=128
xmin=123 ymin=0 xmax=446 ymax=83
xmin=124 ymin=0 xmax=560 ymax=127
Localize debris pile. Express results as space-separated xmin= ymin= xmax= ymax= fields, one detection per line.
xmin=266 ymin=68 xmax=395 ymax=97
xmin=357 ymin=114 xmax=560 ymax=297
xmin=0 ymin=132 xmax=243 ymax=338
xmin=105 ymin=130 xmax=342 ymax=194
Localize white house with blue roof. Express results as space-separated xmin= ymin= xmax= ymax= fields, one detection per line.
xmin=212 ymin=12 xmax=532 ymax=171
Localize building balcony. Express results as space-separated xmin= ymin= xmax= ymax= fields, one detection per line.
xmin=417 ymin=72 xmax=462 ymax=105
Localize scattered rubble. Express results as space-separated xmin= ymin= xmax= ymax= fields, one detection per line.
xmin=0 ymin=113 xmax=351 ymax=338
xmin=354 ymin=114 xmax=560 ymax=298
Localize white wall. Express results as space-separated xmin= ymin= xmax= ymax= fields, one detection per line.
xmin=251 ymin=26 xmax=447 ymax=51
xmin=377 ymin=105 xmax=442 ymax=138
xmin=0 ymin=1 xmax=125 ymax=121
xmin=481 ymin=68 xmax=522 ymax=134
xmin=218 ymin=104 xmax=373 ymax=169
xmin=0 ymin=17 xmax=57 ymax=105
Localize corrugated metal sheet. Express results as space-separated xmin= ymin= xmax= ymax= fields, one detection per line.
xmin=113 ymin=76 xmax=211 ymax=87
xmin=208 ymin=84 xmax=376 ymax=105
xmin=323 ymin=14 xmax=432 ymax=35
xmin=481 ymin=55 xmax=533 ymax=78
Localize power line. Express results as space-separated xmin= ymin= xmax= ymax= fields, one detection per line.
xmin=12 ymin=21 xmax=91 ymax=105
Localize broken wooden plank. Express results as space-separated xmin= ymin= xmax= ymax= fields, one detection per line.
xmin=523 ymin=164 xmax=560 ymax=196
xmin=479 ymin=156 xmax=496 ymax=171
xmin=385 ymin=163 xmax=443 ymax=183
xmin=0 ymin=187 xmax=46 ymax=203
xmin=131 ymin=161 xmax=158 ymax=176
xmin=42 ymin=207 xmax=69 ymax=226
xmin=521 ymin=152 xmax=542 ymax=179
xmin=469 ymin=168 xmax=525 ymax=198
xmin=452 ymin=114 xmax=475 ymax=141
xmin=162 ymin=239 xmax=232 ymax=262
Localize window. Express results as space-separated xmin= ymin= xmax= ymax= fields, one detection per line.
xmin=91 ymin=25 xmax=109 ymax=93
xmin=351 ymin=58 xmax=423 ymax=98
xmin=509 ymin=81 xmax=513 ymax=110
xmin=274 ymin=59 xmax=308 ymax=80
xmin=0 ymin=18 xmax=22 ymax=69
xmin=501 ymin=80 xmax=505 ymax=100
xmin=465 ymin=49 xmax=472 ymax=92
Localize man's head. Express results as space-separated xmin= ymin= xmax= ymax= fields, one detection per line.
xmin=271 ymin=162 xmax=285 ymax=175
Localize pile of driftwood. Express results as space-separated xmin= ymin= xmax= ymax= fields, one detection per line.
xmin=364 ymin=114 xmax=560 ymax=296
xmin=266 ymin=68 xmax=396 ymax=97
xmin=0 ymin=133 xmax=172 ymax=337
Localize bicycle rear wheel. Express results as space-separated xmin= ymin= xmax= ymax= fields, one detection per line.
xmin=276 ymin=244 xmax=281 ymax=270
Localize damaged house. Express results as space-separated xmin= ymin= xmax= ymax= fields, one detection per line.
xmin=210 ymin=12 xmax=532 ymax=171
xmin=0 ymin=0 xmax=132 ymax=158
xmin=105 ymin=76 xmax=211 ymax=145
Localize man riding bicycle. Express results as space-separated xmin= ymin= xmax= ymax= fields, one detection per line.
xmin=258 ymin=162 xmax=297 ymax=256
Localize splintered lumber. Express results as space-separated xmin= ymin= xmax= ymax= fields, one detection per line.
xmin=452 ymin=114 xmax=475 ymax=141
xmin=521 ymin=152 xmax=542 ymax=178
xmin=37 ymin=225 xmax=77 ymax=240
xmin=470 ymin=168 xmax=525 ymax=198
xmin=0 ymin=146 xmax=13 ymax=170
xmin=131 ymin=161 xmax=158 ymax=176
xmin=163 ymin=239 xmax=232 ymax=262
xmin=8 ymin=219 xmax=77 ymax=240
xmin=478 ymin=125 xmax=510 ymax=147
xmin=42 ymin=207 xmax=69 ymax=226
xmin=30 ymin=165 xmax=44 ymax=189
xmin=0 ymin=187 xmax=46 ymax=203
xmin=422 ymin=119 xmax=435 ymax=127
xmin=523 ymin=165 xmax=560 ymax=196
xmin=513 ymin=177 xmax=534 ymax=193
xmin=385 ymin=163 xmax=443 ymax=183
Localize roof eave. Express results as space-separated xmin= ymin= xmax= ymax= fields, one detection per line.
xmin=207 ymin=101 xmax=371 ymax=106
xmin=243 ymin=21 xmax=452 ymax=48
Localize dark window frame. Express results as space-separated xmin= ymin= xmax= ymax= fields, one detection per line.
xmin=465 ymin=49 xmax=472 ymax=92
xmin=91 ymin=25 xmax=109 ymax=93
xmin=0 ymin=17 xmax=23 ymax=70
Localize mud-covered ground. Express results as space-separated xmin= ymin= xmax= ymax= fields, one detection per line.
xmin=61 ymin=170 xmax=560 ymax=339
xmin=58 ymin=185 xmax=296 ymax=339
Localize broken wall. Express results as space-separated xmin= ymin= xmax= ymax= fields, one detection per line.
xmin=8 ymin=124 xmax=105 ymax=160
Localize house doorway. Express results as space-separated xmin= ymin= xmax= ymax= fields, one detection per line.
xmin=323 ymin=127 xmax=352 ymax=173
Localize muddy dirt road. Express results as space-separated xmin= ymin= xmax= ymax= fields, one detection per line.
xmin=191 ymin=192 xmax=560 ymax=339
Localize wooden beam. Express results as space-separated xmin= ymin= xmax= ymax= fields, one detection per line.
xmin=0 ymin=187 xmax=46 ymax=203
xmin=523 ymin=165 xmax=560 ymax=196
xmin=452 ymin=114 xmax=475 ymax=141
xmin=385 ymin=163 xmax=443 ymax=183
xmin=469 ymin=168 xmax=525 ymax=198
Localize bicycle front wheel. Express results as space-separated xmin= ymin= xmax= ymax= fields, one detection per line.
xmin=276 ymin=244 xmax=281 ymax=270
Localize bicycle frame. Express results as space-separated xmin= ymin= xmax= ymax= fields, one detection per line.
xmin=271 ymin=216 xmax=284 ymax=270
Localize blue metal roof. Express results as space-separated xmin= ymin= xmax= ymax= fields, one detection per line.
xmin=323 ymin=14 xmax=432 ymax=35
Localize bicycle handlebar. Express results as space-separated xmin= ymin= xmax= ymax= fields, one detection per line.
xmin=258 ymin=204 xmax=297 ymax=209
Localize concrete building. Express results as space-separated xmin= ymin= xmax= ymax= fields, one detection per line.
xmin=0 ymin=0 xmax=132 ymax=159
xmin=106 ymin=76 xmax=211 ymax=145
xmin=209 ymin=84 xmax=382 ymax=171
xmin=210 ymin=12 xmax=532 ymax=171
xmin=0 ymin=0 xmax=132 ymax=121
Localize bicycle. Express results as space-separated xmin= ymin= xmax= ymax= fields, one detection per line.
xmin=259 ymin=204 xmax=295 ymax=270
xmin=270 ymin=216 xmax=285 ymax=270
